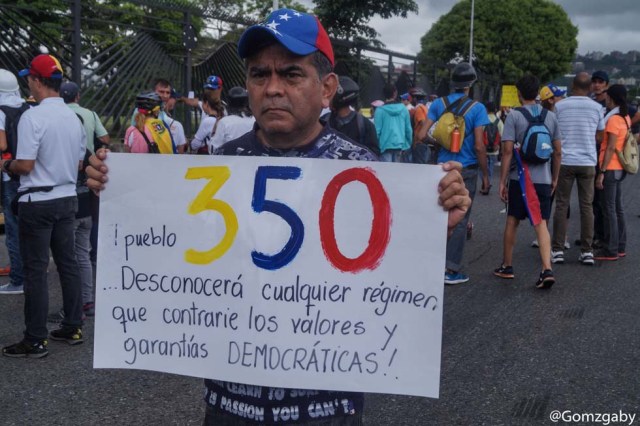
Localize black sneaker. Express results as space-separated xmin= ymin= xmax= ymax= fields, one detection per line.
xmin=493 ymin=265 xmax=515 ymax=279
xmin=3 ymin=339 xmax=49 ymax=358
xmin=50 ymin=326 xmax=83 ymax=345
xmin=535 ymin=269 xmax=555 ymax=289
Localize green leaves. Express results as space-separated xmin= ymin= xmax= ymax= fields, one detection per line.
xmin=420 ymin=0 xmax=577 ymax=84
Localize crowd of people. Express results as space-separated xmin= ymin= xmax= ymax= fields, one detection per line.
xmin=0 ymin=5 xmax=638 ymax=425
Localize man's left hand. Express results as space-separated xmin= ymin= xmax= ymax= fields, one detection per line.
xmin=438 ymin=161 xmax=471 ymax=236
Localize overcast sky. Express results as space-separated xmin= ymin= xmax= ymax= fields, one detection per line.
xmin=368 ymin=0 xmax=639 ymax=57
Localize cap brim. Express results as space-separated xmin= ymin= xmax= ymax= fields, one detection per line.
xmin=18 ymin=69 xmax=30 ymax=77
xmin=238 ymin=25 xmax=317 ymax=60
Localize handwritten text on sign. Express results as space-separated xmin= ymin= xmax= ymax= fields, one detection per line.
xmin=94 ymin=153 xmax=447 ymax=398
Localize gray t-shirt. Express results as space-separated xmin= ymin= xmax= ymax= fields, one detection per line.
xmin=502 ymin=104 xmax=560 ymax=184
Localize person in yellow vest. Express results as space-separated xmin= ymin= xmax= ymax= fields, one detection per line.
xmin=124 ymin=92 xmax=174 ymax=154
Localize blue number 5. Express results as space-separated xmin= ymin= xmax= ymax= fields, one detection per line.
xmin=251 ymin=166 xmax=304 ymax=270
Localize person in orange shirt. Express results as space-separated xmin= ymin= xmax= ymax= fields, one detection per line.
xmin=595 ymin=84 xmax=630 ymax=261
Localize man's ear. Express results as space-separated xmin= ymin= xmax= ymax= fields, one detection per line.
xmin=321 ymin=73 xmax=339 ymax=109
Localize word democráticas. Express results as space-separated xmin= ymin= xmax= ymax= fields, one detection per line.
xmin=228 ymin=340 xmax=379 ymax=374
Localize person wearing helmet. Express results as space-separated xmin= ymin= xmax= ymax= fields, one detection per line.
xmin=124 ymin=92 xmax=174 ymax=154
xmin=324 ymin=76 xmax=379 ymax=155
xmin=418 ymin=62 xmax=491 ymax=285
xmin=208 ymin=86 xmax=255 ymax=152
xmin=0 ymin=69 xmax=29 ymax=295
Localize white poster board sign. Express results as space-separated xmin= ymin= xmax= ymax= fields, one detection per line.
xmin=94 ymin=153 xmax=447 ymax=398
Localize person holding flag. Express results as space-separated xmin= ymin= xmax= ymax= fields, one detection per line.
xmin=494 ymin=74 xmax=561 ymax=289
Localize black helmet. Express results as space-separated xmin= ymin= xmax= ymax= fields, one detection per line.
xmin=333 ymin=76 xmax=359 ymax=107
xmin=409 ymin=87 xmax=427 ymax=99
xmin=227 ymin=86 xmax=248 ymax=108
xmin=451 ymin=63 xmax=477 ymax=89
xmin=135 ymin=91 xmax=162 ymax=113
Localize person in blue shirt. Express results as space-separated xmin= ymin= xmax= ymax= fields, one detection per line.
xmin=418 ymin=62 xmax=490 ymax=285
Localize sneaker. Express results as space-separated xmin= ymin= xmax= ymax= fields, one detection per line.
xmin=551 ymin=250 xmax=564 ymax=264
xmin=578 ymin=252 xmax=595 ymax=265
xmin=83 ymin=302 xmax=95 ymax=317
xmin=535 ymin=269 xmax=555 ymax=289
xmin=594 ymin=250 xmax=618 ymax=261
xmin=531 ymin=239 xmax=539 ymax=248
xmin=0 ymin=266 xmax=10 ymax=276
xmin=564 ymin=240 xmax=571 ymax=250
xmin=50 ymin=326 xmax=83 ymax=345
xmin=0 ymin=282 xmax=23 ymax=294
xmin=494 ymin=265 xmax=515 ymax=279
xmin=444 ymin=271 xmax=470 ymax=285
xmin=618 ymin=252 xmax=626 ymax=258
xmin=2 ymin=339 xmax=48 ymax=358
xmin=47 ymin=308 xmax=65 ymax=324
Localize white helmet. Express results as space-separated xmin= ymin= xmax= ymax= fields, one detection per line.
xmin=0 ymin=69 xmax=19 ymax=93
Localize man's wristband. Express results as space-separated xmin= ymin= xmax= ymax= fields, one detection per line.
xmin=3 ymin=160 xmax=12 ymax=173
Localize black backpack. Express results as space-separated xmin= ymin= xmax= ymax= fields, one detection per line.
xmin=0 ymin=103 xmax=30 ymax=160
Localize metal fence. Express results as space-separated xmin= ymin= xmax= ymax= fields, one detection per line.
xmin=0 ymin=0 xmax=428 ymax=139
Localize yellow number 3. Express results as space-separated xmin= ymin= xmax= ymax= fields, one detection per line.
xmin=184 ymin=166 xmax=238 ymax=264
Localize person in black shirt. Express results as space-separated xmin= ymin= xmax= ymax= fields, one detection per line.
xmin=323 ymin=76 xmax=379 ymax=155
xmin=87 ymin=8 xmax=471 ymax=425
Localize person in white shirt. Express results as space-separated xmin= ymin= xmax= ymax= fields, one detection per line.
xmin=2 ymin=55 xmax=86 ymax=358
xmin=190 ymin=96 xmax=224 ymax=154
xmin=551 ymin=72 xmax=605 ymax=265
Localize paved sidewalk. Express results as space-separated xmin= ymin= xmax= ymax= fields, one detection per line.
xmin=1 ymin=170 xmax=638 ymax=425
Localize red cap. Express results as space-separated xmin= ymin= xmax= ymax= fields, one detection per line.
xmin=19 ymin=54 xmax=63 ymax=79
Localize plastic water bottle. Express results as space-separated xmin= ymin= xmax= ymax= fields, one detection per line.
xmin=451 ymin=127 xmax=461 ymax=153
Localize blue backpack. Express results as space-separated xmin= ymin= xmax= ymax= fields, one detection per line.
xmin=516 ymin=107 xmax=553 ymax=163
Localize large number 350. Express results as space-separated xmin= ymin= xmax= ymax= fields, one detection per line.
xmin=184 ymin=165 xmax=392 ymax=273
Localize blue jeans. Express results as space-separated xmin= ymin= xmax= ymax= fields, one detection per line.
xmin=446 ymin=166 xmax=478 ymax=272
xmin=74 ymin=216 xmax=93 ymax=304
xmin=380 ymin=149 xmax=410 ymax=163
xmin=600 ymin=170 xmax=626 ymax=254
xmin=19 ymin=196 xmax=82 ymax=342
xmin=2 ymin=179 xmax=23 ymax=286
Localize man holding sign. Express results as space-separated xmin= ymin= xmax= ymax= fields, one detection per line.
xmin=88 ymin=8 xmax=470 ymax=425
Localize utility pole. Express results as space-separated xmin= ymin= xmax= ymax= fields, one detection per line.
xmin=469 ymin=0 xmax=475 ymax=64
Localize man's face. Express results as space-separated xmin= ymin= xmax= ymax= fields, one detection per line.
xmin=155 ymin=84 xmax=171 ymax=103
xmin=27 ymin=75 xmax=42 ymax=102
xmin=245 ymin=43 xmax=337 ymax=147
xmin=591 ymin=78 xmax=607 ymax=97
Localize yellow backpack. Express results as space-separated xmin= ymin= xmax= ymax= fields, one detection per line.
xmin=433 ymin=96 xmax=476 ymax=151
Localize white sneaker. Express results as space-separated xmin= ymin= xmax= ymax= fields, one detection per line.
xmin=579 ymin=251 xmax=595 ymax=265
xmin=551 ymin=250 xmax=564 ymax=264
xmin=531 ymin=239 xmax=539 ymax=248
xmin=564 ymin=240 xmax=571 ymax=249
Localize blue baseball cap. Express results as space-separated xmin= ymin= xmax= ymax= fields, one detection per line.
xmin=400 ymin=93 xmax=410 ymax=101
xmin=237 ymin=8 xmax=334 ymax=66
xmin=204 ymin=75 xmax=222 ymax=90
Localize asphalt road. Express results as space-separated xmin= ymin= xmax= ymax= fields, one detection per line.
xmin=1 ymin=169 xmax=638 ymax=426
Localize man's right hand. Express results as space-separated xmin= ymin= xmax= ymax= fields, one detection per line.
xmin=86 ymin=148 xmax=109 ymax=194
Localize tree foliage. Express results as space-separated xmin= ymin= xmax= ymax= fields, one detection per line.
xmin=419 ymin=0 xmax=577 ymax=84
xmin=313 ymin=0 xmax=418 ymax=47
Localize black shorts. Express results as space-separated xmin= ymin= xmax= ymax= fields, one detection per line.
xmin=507 ymin=179 xmax=552 ymax=221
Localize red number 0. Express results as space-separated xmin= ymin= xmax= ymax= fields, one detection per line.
xmin=319 ymin=167 xmax=392 ymax=273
